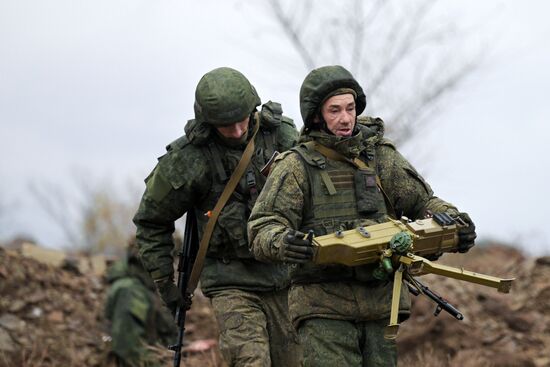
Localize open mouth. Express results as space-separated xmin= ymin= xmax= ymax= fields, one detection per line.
xmin=337 ymin=128 xmax=352 ymax=136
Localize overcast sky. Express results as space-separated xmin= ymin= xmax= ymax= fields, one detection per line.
xmin=1 ymin=0 xmax=549 ymax=255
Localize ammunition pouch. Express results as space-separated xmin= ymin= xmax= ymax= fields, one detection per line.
xmin=205 ymin=200 xmax=253 ymax=260
xmin=354 ymin=168 xmax=385 ymax=215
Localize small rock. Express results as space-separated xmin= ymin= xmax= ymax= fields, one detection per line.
xmin=505 ymin=313 xmax=535 ymax=333
xmin=29 ymin=307 xmax=43 ymax=319
xmin=0 ymin=314 xmax=26 ymax=332
xmin=9 ymin=300 xmax=26 ymax=313
xmin=481 ymin=333 xmax=502 ymax=345
xmin=47 ymin=311 xmax=64 ymax=323
xmin=102 ymin=334 xmax=112 ymax=343
xmin=27 ymin=292 xmax=46 ymax=304
xmin=0 ymin=328 xmax=16 ymax=352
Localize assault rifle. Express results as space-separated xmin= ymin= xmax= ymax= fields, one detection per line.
xmin=169 ymin=212 xmax=198 ymax=367
xmin=311 ymin=213 xmax=515 ymax=339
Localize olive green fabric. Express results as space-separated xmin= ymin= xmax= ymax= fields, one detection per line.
xmin=211 ymin=288 xmax=301 ymax=367
xmin=287 ymin=278 xmax=411 ymax=330
xmin=249 ymin=65 xmax=463 ymax=363
xmin=248 ymin=112 xmax=462 ymax=365
xmin=286 ymin=128 xmax=389 ymax=285
xmin=248 ymin=117 xmax=459 ymax=325
xmin=299 ymin=65 xmax=367 ymax=127
xmin=134 ymin=107 xmax=298 ymax=293
xmin=133 ymin=97 xmax=300 ymax=367
xmin=105 ymin=261 xmax=176 ymax=367
xmin=299 ymin=318 xmax=396 ymax=367
xmin=194 ymin=67 xmax=261 ymax=126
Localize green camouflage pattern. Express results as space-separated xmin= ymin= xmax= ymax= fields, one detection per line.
xmin=249 ymin=65 xmax=464 ymax=363
xmin=194 ymin=67 xmax=261 ymax=126
xmin=211 ymin=288 xmax=301 ymax=367
xmin=133 ymin=96 xmax=300 ymax=366
xmin=134 ymin=108 xmax=298 ymax=294
xmin=105 ymin=260 xmax=176 ymax=367
xmin=248 ymin=117 xmax=459 ymax=326
xmin=299 ymin=318 xmax=396 ymax=367
xmin=299 ymin=65 xmax=366 ymax=127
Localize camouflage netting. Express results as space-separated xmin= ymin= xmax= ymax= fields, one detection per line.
xmin=1 ymin=243 xmax=549 ymax=366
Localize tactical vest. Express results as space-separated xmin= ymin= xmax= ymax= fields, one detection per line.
xmin=170 ymin=102 xmax=288 ymax=261
xmin=291 ymin=126 xmax=391 ymax=283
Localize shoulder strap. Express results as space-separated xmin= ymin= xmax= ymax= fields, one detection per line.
xmin=187 ymin=113 xmax=261 ymax=292
xmin=292 ymin=141 xmax=326 ymax=169
xmin=312 ymin=142 xmax=397 ymax=218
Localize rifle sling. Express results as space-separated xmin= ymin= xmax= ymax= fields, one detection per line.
xmin=187 ymin=113 xmax=261 ymax=293
xmin=312 ymin=142 xmax=397 ymax=218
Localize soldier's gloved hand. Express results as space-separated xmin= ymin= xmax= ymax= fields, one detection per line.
xmin=155 ymin=276 xmax=185 ymax=317
xmin=456 ymin=212 xmax=477 ymax=253
xmin=281 ymin=230 xmax=315 ymax=264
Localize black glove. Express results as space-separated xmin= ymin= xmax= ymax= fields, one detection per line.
xmin=155 ymin=276 xmax=186 ymax=317
xmin=280 ymin=230 xmax=315 ymax=264
xmin=456 ymin=212 xmax=476 ymax=253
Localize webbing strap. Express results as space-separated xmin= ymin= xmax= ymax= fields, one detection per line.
xmin=320 ymin=170 xmax=337 ymax=195
xmin=312 ymin=142 xmax=397 ymax=218
xmin=187 ymin=114 xmax=261 ymax=292
xmin=207 ymin=143 xmax=228 ymax=182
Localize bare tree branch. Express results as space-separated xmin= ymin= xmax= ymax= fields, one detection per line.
xmin=267 ymin=0 xmax=316 ymax=69
xmin=29 ymin=182 xmax=82 ymax=247
xmin=29 ymin=177 xmax=138 ymax=255
xmin=255 ymin=0 xmax=488 ymax=148
xmin=368 ymin=0 xmax=436 ymax=94
xmin=349 ymin=0 xmax=364 ymax=76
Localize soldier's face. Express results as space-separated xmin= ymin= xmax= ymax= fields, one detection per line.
xmin=216 ymin=116 xmax=250 ymax=139
xmin=320 ymin=94 xmax=356 ymax=137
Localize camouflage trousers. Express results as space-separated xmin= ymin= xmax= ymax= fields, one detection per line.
xmin=298 ymin=318 xmax=396 ymax=367
xmin=210 ymin=288 xmax=301 ymax=367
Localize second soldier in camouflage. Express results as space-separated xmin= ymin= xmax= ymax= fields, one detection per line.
xmin=248 ymin=65 xmax=477 ymax=366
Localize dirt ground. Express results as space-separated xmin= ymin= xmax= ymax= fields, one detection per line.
xmin=1 ymin=243 xmax=549 ymax=366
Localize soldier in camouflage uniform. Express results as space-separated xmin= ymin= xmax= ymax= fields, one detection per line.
xmin=248 ymin=65 xmax=477 ymax=366
xmin=133 ymin=67 xmax=300 ymax=366
xmin=105 ymin=243 xmax=176 ymax=367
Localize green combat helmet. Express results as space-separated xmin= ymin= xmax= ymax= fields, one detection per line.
xmin=299 ymin=65 xmax=367 ymax=128
xmin=194 ymin=67 xmax=261 ymax=126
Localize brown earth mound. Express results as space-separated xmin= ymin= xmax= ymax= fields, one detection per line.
xmin=1 ymin=244 xmax=549 ymax=366
xmin=399 ymin=246 xmax=550 ymax=367
xmin=0 ymin=246 xmax=219 ymax=367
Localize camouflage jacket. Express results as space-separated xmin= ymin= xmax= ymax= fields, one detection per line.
xmin=248 ymin=117 xmax=460 ymax=326
xmin=133 ymin=102 xmax=299 ymax=296
xmin=105 ymin=261 xmax=176 ymax=366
